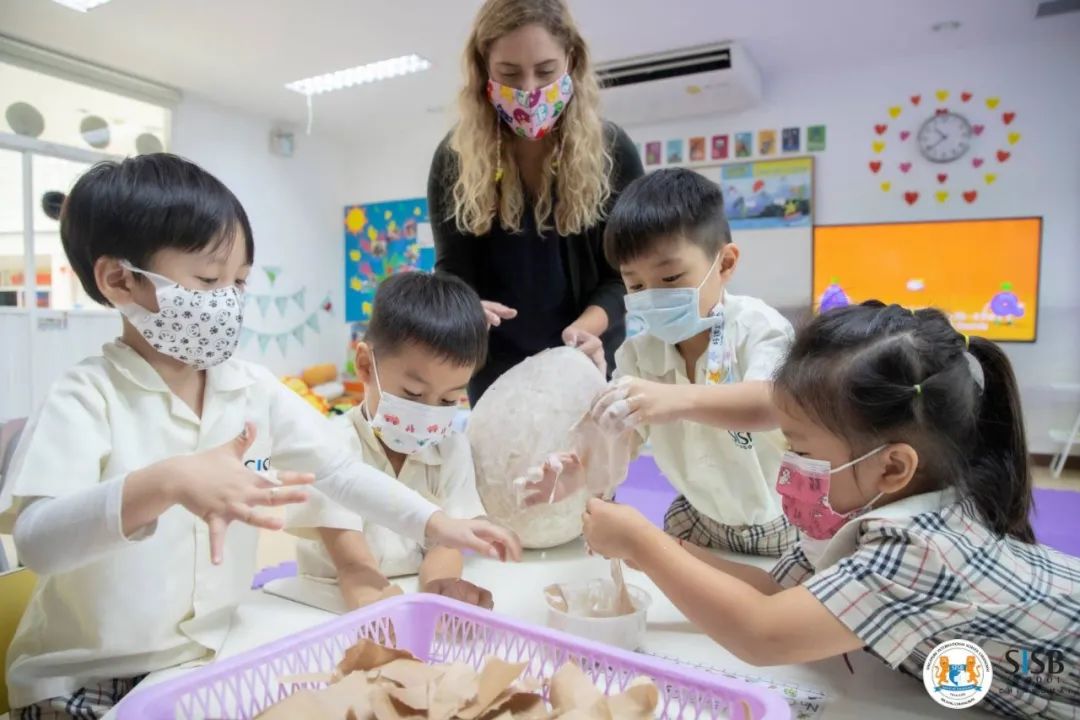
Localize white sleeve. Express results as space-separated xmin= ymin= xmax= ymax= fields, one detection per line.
xmin=436 ymin=439 xmax=485 ymax=519
xmin=266 ymin=378 xmax=438 ymax=543
xmin=13 ymin=477 xmax=155 ymax=575
xmin=738 ymin=305 xmax=795 ymax=382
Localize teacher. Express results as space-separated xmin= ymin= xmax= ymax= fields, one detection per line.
xmin=428 ymin=0 xmax=644 ymax=404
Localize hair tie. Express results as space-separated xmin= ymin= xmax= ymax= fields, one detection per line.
xmin=913 ymin=384 xmax=922 ymax=396
xmin=962 ymin=333 xmax=970 ymax=349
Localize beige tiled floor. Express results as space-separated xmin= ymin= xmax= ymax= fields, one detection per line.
xmin=3 ymin=467 xmax=1078 ymax=571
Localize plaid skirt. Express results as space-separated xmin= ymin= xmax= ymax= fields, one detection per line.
xmin=15 ymin=675 xmax=146 ymax=720
xmin=663 ymin=495 xmax=798 ymax=557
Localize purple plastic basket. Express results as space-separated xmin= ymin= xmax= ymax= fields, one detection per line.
xmin=117 ymin=594 xmax=790 ymax=719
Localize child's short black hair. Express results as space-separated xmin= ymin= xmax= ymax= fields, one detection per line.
xmin=61 ymin=153 xmax=254 ymax=306
xmin=603 ymin=168 xmax=731 ymax=267
xmin=364 ymin=272 xmax=488 ymax=368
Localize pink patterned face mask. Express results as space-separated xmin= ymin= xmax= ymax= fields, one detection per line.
xmin=487 ymin=72 xmax=574 ymax=140
xmin=775 ymin=447 xmax=886 ymax=540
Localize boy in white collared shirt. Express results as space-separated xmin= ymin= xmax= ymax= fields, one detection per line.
xmin=289 ymin=272 xmax=494 ymax=610
xmin=589 ymin=168 xmax=797 ymax=557
xmin=0 ymin=155 xmax=518 ymax=719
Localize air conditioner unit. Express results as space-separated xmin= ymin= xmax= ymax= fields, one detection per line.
xmin=596 ymin=43 xmax=762 ymax=126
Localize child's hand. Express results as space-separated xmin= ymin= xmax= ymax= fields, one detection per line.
xmin=338 ymin=564 xmax=403 ymax=610
xmin=562 ymin=327 xmax=607 ymax=375
xmin=582 ymin=498 xmax=655 ymax=561
xmin=515 ymin=452 xmax=584 ymax=506
xmin=164 ymin=422 xmax=314 ymax=564
xmin=424 ymin=512 xmax=523 ymax=562
xmin=422 ymin=577 xmax=495 ymax=610
xmin=590 ymin=376 xmax=687 ymax=433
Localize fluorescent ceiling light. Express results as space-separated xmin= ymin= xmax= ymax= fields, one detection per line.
xmin=285 ymin=54 xmax=431 ymax=96
xmin=50 ymin=0 xmax=112 ymax=11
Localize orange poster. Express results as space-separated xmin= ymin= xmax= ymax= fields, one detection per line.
xmin=813 ymin=218 xmax=1041 ymax=342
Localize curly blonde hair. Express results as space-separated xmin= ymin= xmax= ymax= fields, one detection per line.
xmin=448 ymin=0 xmax=612 ymax=237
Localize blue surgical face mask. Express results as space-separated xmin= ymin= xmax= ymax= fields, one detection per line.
xmin=624 ymin=254 xmax=722 ymax=344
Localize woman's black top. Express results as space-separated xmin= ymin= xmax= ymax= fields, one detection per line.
xmin=428 ymin=121 xmax=644 ymax=403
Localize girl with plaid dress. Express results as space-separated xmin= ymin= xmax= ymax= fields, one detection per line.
xmin=584 ymin=302 xmax=1080 ymax=719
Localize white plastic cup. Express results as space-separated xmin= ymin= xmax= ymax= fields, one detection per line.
xmin=545 ymin=580 xmax=652 ymax=652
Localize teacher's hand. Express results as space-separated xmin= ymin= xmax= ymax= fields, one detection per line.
xmin=481 ymin=301 xmax=517 ymax=328
xmin=562 ymin=326 xmax=607 ymax=375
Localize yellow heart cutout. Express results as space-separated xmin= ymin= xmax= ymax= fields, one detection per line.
xmin=985 ymin=173 xmax=998 ymax=185
xmin=935 ymin=191 xmax=949 ymax=203
xmin=985 ymin=97 xmax=1000 ymax=109
xmin=880 ymin=181 xmax=891 ymax=192
xmin=872 ymin=140 xmax=886 ymax=153
xmin=888 ymin=106 xmax=902 ymax=118
xmin=936 ymin=89 xmax=949 ymax=101
xmin=1008 ymin=132 xmax=1021 ymax=145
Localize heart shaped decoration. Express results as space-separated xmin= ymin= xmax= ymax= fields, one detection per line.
xmin=935 ymin=190 xmax=949 ymax=203
xmin=973 ymin=124 xmax=985 ymax=136
xmin=910 ymin=94 xmax=921 ymax=106
xmin=872 ymin=140 xmax=885 ymax=153
xmin=869 ymin=161 xmax=882 ymax=173
xmin=904 ymin=191 xmax=919 ymax=205
xmin=986 ymin=97 xmax=1000 ymax=109
xmin=874 ymin=124 xmax=888 ymax=135
xmin=963 ymin=190 xmax=978 ymax=203
xmin=880 ymin=181 xmax=892 ymax=192
xmin=1003 ymin=112 xmax=1016 ymax=125
xmin=889 ymin=106 xmax=902 ymax=118
xmin=900 ymin=130 xmax=911 ymax=141
xmin=997 ymin=150 xmax=1011 ymax=163
xmin=937 ymin=173 xmax=948 ymax=184
xmin=985 ymin=173 xmax=998 ymax=185
xmin=1008 ymin=132 xmax=1021 ymax=145
xmin=936 ymin=89 xmax=949 ymax=101
xmin=899 ymin=162 xmax=912 ymax=173
xmin=961 ymin=91 xmax=973 ymax=102
xmin=972 ymin=157 xmax=984 ymax=168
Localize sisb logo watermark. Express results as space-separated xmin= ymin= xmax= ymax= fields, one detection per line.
xmin=1002 ymin=648 xmax=1075 ymax=699
xmin=923 ymin=640 xmax=993 ymax=709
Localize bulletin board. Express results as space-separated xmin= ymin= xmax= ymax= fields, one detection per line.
xmin=692 ymin=157 xmax=815 ymax=312
xmin=344 ymin=198 xmax=435 ymax=325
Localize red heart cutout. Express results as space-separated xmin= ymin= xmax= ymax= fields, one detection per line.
xmin=899 ymin=130 xmax=911 ymax=141
xmin=935 ymin=108 xmax=948 ymax=116
xmin=869 ymin=161 xmax=882 ymax=173
xmin=961 ymin=91 xmax=973 ymax=102
xmin=904 ymin=191 xmax=919 ymax=205
xmin=1003 ymin=112 xmax=1016 ymax=125
xmin=973 ymin=124 xmax=985 ymax=136
xmin=997 ymin=150 xmax=1011 ymax=163
xmin=963 ymin=190 xmax=978 ymax=203
xmin=937 ymin=173 xmax=948 ymax=184
xmin=972 ymin=157 xmax=984 ymax=168
xmin=752 ymin=179 xmax=765 ymax=192
xmin=899 ymin=162 xmax=912 ymax=173
xmin=874 ymin=124 xmax=887 ymax=135
xmin=910 ymin=94 xmax=921 ymax=106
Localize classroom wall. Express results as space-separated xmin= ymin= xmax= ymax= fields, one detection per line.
xmin=341 ymin=35 xmax=1080 ymax=454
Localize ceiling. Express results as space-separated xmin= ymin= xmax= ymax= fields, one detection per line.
xmin=2 ymin=0 xmax=1078 ymax=143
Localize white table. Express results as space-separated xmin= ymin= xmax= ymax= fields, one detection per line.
xmin=110 ymin=542 xmax=994 ymax=719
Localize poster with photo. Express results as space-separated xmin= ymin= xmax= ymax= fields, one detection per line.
xmin=645 ymin=141 xmax=661 ymax=165
xmin=807 ymin=125 xmax=826 ymax=151
xmin=782 ymin=127 xmax=800 ymax=153
xmin=711 ymin=134 xmax=729 ymax=160
xmin=689 ymin=136 xmax=706 ymax=162
xmin=666 ymin=138 xmax=684 ymax=163
xmin=734 ymin=132 xmax=752 ymax=158
xmin=696 ymin=157 xmax=813 ymax=231
xmin=758 ymin=129 xmax=777 ymax=156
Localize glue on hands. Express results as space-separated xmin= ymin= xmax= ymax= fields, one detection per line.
xmin=590 ymin=376 xmax=690 ymax=434
xmin=515 ymin=452 xmax=585 ymax=507
xmin=581 ymin=498 xmax=656 ymax=562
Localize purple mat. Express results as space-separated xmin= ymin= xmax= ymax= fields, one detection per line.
xmin=620 ymin=456 xmax=1080 ymax=558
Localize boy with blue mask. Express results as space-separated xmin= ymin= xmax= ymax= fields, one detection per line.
xmin=590 ymin=168 xmax=797 ymax=557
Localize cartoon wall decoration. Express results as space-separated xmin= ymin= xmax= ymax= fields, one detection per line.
xmin=867 ymin=90 xmax=1019 ymax=206
xmin=240 ymin=267 xmax=334 ymax=355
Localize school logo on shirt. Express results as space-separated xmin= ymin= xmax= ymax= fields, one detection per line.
xmin=728 ymin=431 xmax=754 ymax=450
xmin=923 ymin=639 xmax=993 ymax=709
xmin=244 ymin=456 xmax=272 ymax=472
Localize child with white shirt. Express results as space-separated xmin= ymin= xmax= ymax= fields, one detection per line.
xmin=288 ymin=272 xmax=494 ymax=610
xmin=589 ymin=168 xmax=797 ymax=557
xmin=0 ymin=154 xmax=519 ymax=719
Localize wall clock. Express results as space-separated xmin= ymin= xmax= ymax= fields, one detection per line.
xmin=866 ymin=90 xmax=1020 ymax=206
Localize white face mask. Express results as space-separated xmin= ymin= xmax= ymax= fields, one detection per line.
xmin=118 ymin=261 xmax=244 ymax=370
xmin=624 ymin=254 xmax=722 ymax=344
xmin=366 ymin=355 xmax=459 ymax=455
